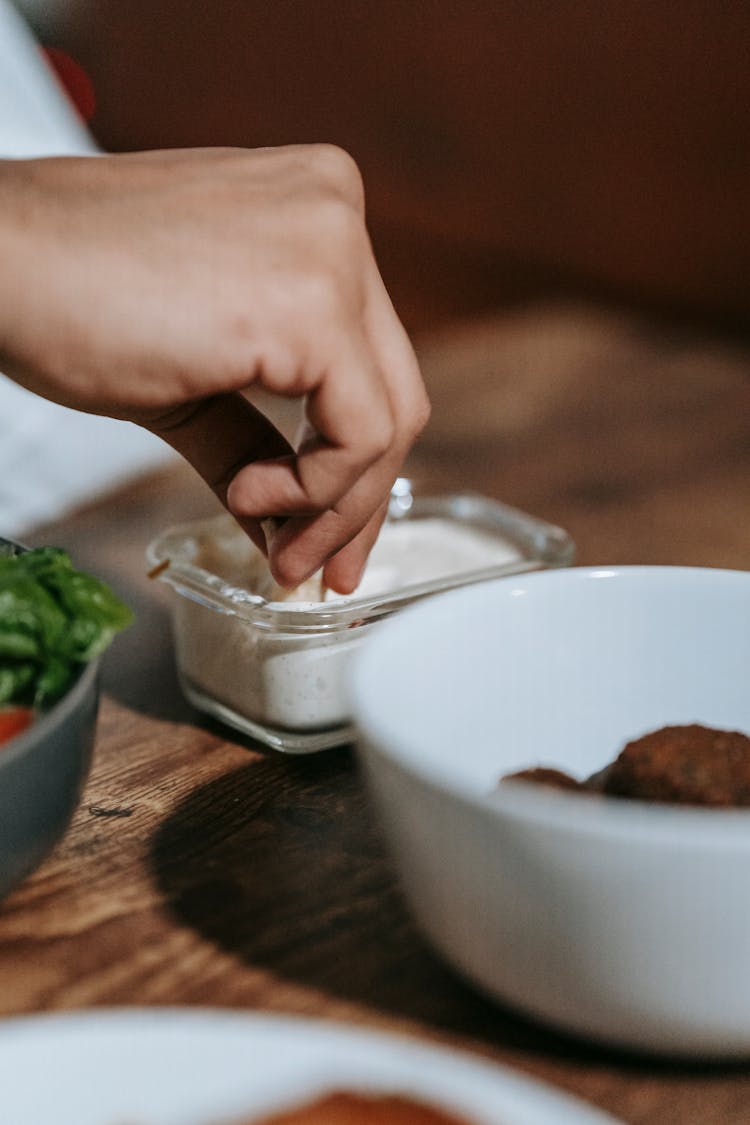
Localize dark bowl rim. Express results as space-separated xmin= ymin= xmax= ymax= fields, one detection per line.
xmin=0 ymin=658 xmax=100 ymax=770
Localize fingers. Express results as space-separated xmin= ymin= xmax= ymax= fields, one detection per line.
xmin=224 ymin=331 xmax=398 ymax=590
xmin=145 ymin=391 xmax=294 ymax=554
xmin=225 ymin=331 xmax=394 ymax=518
xmin=137 ymin=147 xmax=430 ymax=595
xmin=266 ymin=493 xmax=390 ymax=594
xmin=322 ymin=497 xmax=389 ymax=593
xmin=361 ymin=259 xmax=431 ymax=436
xmin=226 ymin=275 xmax=429 ymax=590
xmin=265 ymin=415 xmax=389 ymax=593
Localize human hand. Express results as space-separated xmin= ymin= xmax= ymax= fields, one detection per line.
xmin=0 ymin=145 xmax=429 ymax=591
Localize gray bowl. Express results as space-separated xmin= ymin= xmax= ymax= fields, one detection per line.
xmin=0 ymin=659 xmax=100 ymax=898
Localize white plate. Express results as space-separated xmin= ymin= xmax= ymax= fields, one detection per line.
xmin=0 ymin=1008 xmax=620 ymax=1125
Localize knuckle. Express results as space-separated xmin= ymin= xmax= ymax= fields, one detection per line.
xmin=409 ymin=388 xmax=432 ymax=437
xmin=296 ymin=269 xmax=345 ymax=322
xmin=361 ymin=409 xmax=396 ymax=462
xmin=309 ymin=143 xmax=364 ymax=204
xmin=271 ymin=551 xmax=314 ymax=591
xmin=303 ymin=471 xmax=345 ymax=513
xmin=225 ymin=475 xmax=252 ymax=516
xmin=293 ymin=458 xmax=342 ymax=512
xmin=312 ymin=194 xmax=366 ymax=261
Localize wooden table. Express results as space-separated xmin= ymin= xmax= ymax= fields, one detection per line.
xmin=5 ymin=301 xmax=750 ymax=1123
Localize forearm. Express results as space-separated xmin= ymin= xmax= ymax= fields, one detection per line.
xmin=0 ymin=160 xmax=33 ymax=379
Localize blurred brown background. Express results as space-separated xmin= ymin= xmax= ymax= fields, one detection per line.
xmin=23 ymin=0 xmax=750 ymax=336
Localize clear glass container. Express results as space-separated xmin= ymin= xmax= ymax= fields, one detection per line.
xmin=146 ymin=480 xmax=574 ymax=753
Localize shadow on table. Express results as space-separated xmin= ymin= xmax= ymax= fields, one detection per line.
xmin=149 ymin=747 xmax=744 ymax=1075
xmin=150 ymin=749 xmax=527 ymax=1036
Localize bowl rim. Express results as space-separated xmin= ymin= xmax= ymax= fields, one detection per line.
xmin=0 ymin=657 xmax=99 ymax=770
xmin=351 ymin=564 xmax=750 ymax=847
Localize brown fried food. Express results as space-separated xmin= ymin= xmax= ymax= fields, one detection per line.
xmin=595 ymin=724 xmax=750 ymax=806
xmin=503 ymin=766 xmax=586 ymax=792
xmin=501 ymin=724 xmax=750 ymax=807
xmin=246 ymin=1092 xmax=476 ymax=1124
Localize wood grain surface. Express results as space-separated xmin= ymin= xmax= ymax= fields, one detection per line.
xmin=5 ymin=302 xmax=750 ymax=1124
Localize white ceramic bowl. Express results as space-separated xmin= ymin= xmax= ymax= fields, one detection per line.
xmin=350 ymin=566 xmax=750 ymax=1057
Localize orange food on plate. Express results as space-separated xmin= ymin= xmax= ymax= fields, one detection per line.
xmin=241 ymin=1091 xmax=476 ymax=1124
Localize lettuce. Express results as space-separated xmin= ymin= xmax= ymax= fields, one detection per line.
xmin=0 ymin=547 xmax=133 ymax=707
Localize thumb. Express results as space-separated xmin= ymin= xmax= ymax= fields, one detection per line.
xmin=144 ymin=391 xmax=294 ymax=554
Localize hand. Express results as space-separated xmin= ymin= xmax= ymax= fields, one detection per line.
xmin=0 ymin=145 xmax=429 ymax=591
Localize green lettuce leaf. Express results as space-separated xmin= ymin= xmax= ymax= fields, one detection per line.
xmin=0 ymin=548 xmax=133 ymax=707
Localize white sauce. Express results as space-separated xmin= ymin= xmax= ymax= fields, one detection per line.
xmin=194 ymin=517 xmax=519 ymax=605
xmin=173 ymin=517 xmax=520 ymax=738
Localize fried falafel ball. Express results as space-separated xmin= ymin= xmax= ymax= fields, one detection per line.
xmin=503 ymin=766 xmax=585 ymax=792
xmin=593 ymin=724 xmax=750 ymax=806
xmin=251 ymin=1092 xmax=475 ymax=1124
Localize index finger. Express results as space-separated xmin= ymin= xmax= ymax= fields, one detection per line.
xmin=225 ymin=330 xmax=396 ymax=522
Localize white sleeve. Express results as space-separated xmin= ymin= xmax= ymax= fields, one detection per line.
xmin=0 ymin=0 xmax=95 ymax=156
xmin=0 ymin=0 xmax=175 ymax=539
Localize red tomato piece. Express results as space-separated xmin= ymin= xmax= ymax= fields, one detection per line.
xmin=0 ymin=707 xmax=34 ymax=746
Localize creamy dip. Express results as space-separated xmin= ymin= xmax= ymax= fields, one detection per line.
xmin=194 ymin=516 xmax=520 ymax=605
xmin=170 ymin=514 xmax=522 ymax=743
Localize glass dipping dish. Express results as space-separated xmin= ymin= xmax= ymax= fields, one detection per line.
xmin=146 ymin=480 xmax=574 ymax=753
